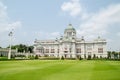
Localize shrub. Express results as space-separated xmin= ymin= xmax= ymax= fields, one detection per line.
xmin=61 ymin=56 xmax=64 ymax=60
xmin=28 ymin=55 xmax=35 ymax=59
xmin=0 ymin=54 xmax=3 ymax=57
xmin=93 ymin=54 xmax=96 ymax=59
xmin=100 ymin=56 xmax=102 ymax=59
xmin=44 ymin=55 xmax=48 ymax=57
xmin=79 ymin=55 xmax=82 ymax=60
xmin=84 ymin=54 xmax=86 ymax=59
xmin=76 ymin=55 xmax=79 ymax=59
xmin=11 ymin=55 xmax=15 ymax=59
xmin=35 ymin=55 xmax=39 ymax=59
xmin=65 ymin=58 xmax=76 ymax=60
xmin=87 ymin=55 xmax=91 ymax=60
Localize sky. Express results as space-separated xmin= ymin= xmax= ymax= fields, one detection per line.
xmin=0 ymin=0 xmax=120 ymax=51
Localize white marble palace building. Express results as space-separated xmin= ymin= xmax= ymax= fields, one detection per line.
xmin=34 ymin=24 xmax=107 ymax=58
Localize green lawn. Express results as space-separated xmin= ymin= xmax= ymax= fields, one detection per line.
xmin=0 ymin=60 xmax=120 ymax=80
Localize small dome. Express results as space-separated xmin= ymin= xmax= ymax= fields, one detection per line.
xmin=94 ymin=36 xmax=106 ymax=42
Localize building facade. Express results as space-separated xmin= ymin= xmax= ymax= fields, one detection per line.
xmin=34 ymin=24 xmax=107 ymax=58
xmin=0 ymin=48 xmax=16 ymax=57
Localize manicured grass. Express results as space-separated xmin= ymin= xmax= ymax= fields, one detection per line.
xmin=0 ymin=57 xmax=7 ymax=60
xmin=0 ymin=60 xmax=120 ymax=80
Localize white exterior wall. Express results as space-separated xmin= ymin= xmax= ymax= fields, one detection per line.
xmin=72 ymin=42 xmax=76 ymax=58
xmin=34 ymin=24 xmax=107 ymax=59
xmin=34 ymin=41 xmax=107 ymax=58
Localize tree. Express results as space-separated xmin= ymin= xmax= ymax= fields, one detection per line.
xmin=119 ymin=52 xmax=120 ymax=59
xmin=100 ymin=56 xmax=102 ymax=59
xmin=7 ymin=44 xmax=26 ymax=52
xmin=0 ymin=54 xmax=3 ymax=57
xmin=79 ymin=55 xmax=82 ymax=60
xmin=11 ymin=55 xmax=15 ymax=59
xmin=7 ymin=44 xmax=34 ymax=53
xmin=35 ymin=55 xmax=39 ymax=59
xmin=112 ymin=51 xmax=118 ymax=59
xmin=87 ymin=55 xmax=91 ymax=60
xmin=112 ymin=51 xmax=115 ymax=59
xmin=114 ymin=52 xmax=118 ymax=59
xmin=61 ymin=56 xmax=64 ymax=60
xmin=76 ymin=55 xmax=80 ymax=59
xmin=93 ymin=54 xmax=96 ymax=59
xmin=18 ymin=44 xmax=27 ymax=52
xmin=107 ymin=51 xmax=111 ymax=59
xmin=28 ymin=46 xmax=34 ymax=53
xmin=84 ymin=54 xmax=86 ymax=59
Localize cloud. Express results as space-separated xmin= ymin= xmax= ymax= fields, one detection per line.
xmin=77 ymin=4 xmax=120 ymax=39
xmin=61 ymin=1 xmax=120 ymax=50
xmin=0 ymin=21 xmax=22 ymax=33
xmin=0 ymin=2 xmax=21 ymax=33
xmin=117 ymin=32 xmax=120 ymax=36
xmin=34 ymin=31 xmax=60 ymax=40
xmin=0 ymin=1 xmax=22 ymax=47
xmin=61 ymin=0 xmax=82 ymax=17
xmin=0 ymin=1 xmax=7 ymax=21
xmin=61 ymin=0 xmax=120 ymax=40
xmin=50 ymin=32 xmax=60 ymax=37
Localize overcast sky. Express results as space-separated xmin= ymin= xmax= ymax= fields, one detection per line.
xmin=0 ymin=0 xmax=120 ymax=51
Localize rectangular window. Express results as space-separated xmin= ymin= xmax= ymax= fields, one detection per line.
xmin=39 ymin=49 xmax=42 ymax=53
xmin=98 ymin=48 xmax=103 ymax=53
xmin=46 ymin=49 xmax=49 ymax=53
xmin=58 ymin=49 xmax=59 ymax=53
xmin=51 ymin=49 xmax=55 ymax=53
xmin=76 ymin=48 xmax=81 ymax=53
xmin=65 ymin=48 xmax=67 ymax=50
xmin=69 ymin=48 xmax=72 ymax=53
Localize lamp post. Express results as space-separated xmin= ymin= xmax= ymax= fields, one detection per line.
xmin=8 ymin=30 xmax=13 ymax=59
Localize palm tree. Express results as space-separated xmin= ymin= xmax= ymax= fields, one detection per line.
xmin=112 ymin=51 xmax=115 ymax=59
xmin=112 ymin=51 xmax=118 ymax=59
xmin=107 ymin=51 xmax=111 ymax=59
xmin=119 ymin=52 xmax=120 ymax=59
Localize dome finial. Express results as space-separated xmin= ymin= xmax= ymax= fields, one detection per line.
xmin=69 ymin=23 xmax=72 ymax=26
xmin=68 ymin=23 xmax=73 ymax=29
xmin=98 ymin=36 xmax=100 ymax=39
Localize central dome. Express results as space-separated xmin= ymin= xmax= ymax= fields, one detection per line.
xmin=65 ymin=24 xmax=75 ymax=31
xmin=64 ymin=24 xmax=76 ymax=33
xmin=64 ymin=24 xmax=76 ymax=39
